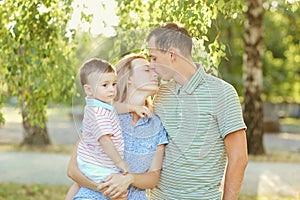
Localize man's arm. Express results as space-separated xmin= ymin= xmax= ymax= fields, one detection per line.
xmin=223 ymin=129 xmax=248 ymax=200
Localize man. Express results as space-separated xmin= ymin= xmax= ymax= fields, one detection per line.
xmin=147 ymin=22 xmax=248 ymax=200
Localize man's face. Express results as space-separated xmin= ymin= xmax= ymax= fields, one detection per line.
xmin=147 ymin=37 xmax=175 ymax=81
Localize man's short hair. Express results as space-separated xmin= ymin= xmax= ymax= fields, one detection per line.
xmin=146 ymin=22 xmax=193 ymax=57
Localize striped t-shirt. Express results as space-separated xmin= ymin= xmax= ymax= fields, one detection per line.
xmin=77 ymin=98 xmax=124 ymax=169
xmin=150 ymin=64 xmax=247 ymax=200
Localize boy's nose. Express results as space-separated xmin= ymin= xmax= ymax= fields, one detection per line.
xmin=109 ymin=85 xmax=115 ymax=91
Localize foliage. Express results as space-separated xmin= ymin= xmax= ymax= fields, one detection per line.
xmin=213 ymin=1 xmax=300 ymax=102
xmin=114 ymin=0 xmax=244 ymax=68
xmin=0 ymin=0 xmax=76 ymax=127
xmin=263 ymin=3 xmax=300 ymax=103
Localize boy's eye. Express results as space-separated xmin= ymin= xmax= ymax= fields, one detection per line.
xmin=112 ymin=83 xmax=117 ymax=86
xmin=102 ymin=84 xmax=107 ymax=87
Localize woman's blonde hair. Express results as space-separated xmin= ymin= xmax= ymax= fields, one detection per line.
xmin=115 ymin=54 xmax=147 ymax=103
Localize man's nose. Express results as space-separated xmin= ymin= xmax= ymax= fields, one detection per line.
xmin=148 ymin=63 xmax=156 ymax=70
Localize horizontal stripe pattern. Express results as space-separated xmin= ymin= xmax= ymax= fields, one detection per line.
xmin=150 ymin=65 xmax=246 ymax=199
xmin=78 ymin=106 xmax=124 ymax=169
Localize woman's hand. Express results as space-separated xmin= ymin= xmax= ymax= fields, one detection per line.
xmin=97 ymin=173 xmax=134 ymax=199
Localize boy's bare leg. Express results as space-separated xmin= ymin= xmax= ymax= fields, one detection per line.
xmin=65 ymin=182 xmax=80 ymax=200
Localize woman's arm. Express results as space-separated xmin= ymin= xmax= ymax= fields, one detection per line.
xmin=100 ymin=144 xmax=166 ymax=198
xmin=114 ymin=102 xmax=150 ymax=118
xmin=67 ymin=142 xmax=98 ymax=191
xmin=131 ymin=144 xmax=165 ymax=188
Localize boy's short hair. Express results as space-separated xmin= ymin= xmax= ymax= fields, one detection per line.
xmin=80 ymin=58 xmax=115 ymax=86
xmin=146 ymin=22 xmax=193 ymax=57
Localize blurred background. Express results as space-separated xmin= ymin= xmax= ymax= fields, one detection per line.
xmin=0 ymin=0 xmax=299 ymax=199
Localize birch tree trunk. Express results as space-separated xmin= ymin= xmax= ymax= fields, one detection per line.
xmin=243 ymin=0 xmax=265 ymax=155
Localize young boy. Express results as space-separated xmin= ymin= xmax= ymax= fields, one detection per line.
xmin=66 ymin=58 xmax=129 ymax=200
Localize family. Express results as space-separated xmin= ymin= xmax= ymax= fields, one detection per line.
xmin=65 ymin=22 xmax=248 ymax=200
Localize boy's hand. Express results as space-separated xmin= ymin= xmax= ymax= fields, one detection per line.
xmin=116 ymin=160 xmax=129 ymax=174
xmin=134 ymin=105 xmax=150 ymax=118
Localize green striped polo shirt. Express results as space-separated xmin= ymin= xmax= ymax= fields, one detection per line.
xmin=149 ymin=64 xmax=246 ymax=200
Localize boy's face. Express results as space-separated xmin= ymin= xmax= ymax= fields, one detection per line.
xmin=85 ymin=72 xmax=117 ymax=103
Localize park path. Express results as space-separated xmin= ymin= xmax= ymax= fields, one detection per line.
xmin=0 ymin=107 xmax=300 ymax=198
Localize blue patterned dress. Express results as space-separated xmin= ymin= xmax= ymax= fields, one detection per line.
xmin=73 ymin=113 xmax=168 ymax=200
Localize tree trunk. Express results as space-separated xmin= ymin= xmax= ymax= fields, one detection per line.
xmin=243 ymin=0 xmax=265 ymax=155
xmin=21 ymin=102 xmax=51 ymax=146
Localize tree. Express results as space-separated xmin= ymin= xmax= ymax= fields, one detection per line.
xmin=263 ymin=2 xmax=300 ymax=103
xmin=217 ymin=1 xmax=300 ymax=154
xmin=243 ymin=0 xmax=265 ymax=155
xmin=216 ymin=2 xmax=300 ymax=104
xmin=0 ymin=0 xmax=76 ymax=146
xmin=114 ymin=0 xmax=244 ymax=67
xmin=111 ymin=0 xmax=299 ymax=155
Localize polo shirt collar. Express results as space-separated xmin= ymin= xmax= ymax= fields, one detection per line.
xmin=178 ymin=63 xmax=206 ymax=94
xmin=85 ymin=97 xmax=114 ymax=111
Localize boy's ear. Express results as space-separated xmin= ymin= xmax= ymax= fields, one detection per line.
xmin=83 ymin=84 xmax=93 ymax=96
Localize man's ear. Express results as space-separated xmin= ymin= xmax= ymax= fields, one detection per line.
xmin=83 ymin=84 xmax=93 ymax=96
xmin=168 ymin=48 xmax=176 ymax=61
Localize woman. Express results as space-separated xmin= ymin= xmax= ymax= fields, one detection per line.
xmin=67 ymin=54 xmax=168 ymax=199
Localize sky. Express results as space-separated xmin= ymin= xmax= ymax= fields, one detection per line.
xmin=68 ymin=0 xmax=119 ymax=37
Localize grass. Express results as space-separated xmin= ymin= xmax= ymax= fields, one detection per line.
xmin=0 ymin=183 xmax=298 ymax=200
xmin=0 ymin=183 xmax=69 ymax=200
xmin=1 ymin=143 xmax=299 ymax=162
xmin=248 ymin=151 xmax=300 ymax=163
xmin=279 ymin=117 xmax=300 ymax=133
xmin=0 ymin=143 xmax=74 ymax=155
xmin=239 ymin=194 xmax=299 ymax=200
xmin=280 ymin=117 xmax=300 ymax=125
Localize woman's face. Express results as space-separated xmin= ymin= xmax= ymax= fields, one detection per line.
xmin=130 ymin=58 xmax=158 ymax=95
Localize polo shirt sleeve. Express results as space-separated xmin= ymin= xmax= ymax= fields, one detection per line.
xmin=157 ymin=119 xmax=169 ymax=145
xmin=93 ymin=114 xmax=114 ymax=141
xmin=217 ymin=83 xmax=247 ymax=139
